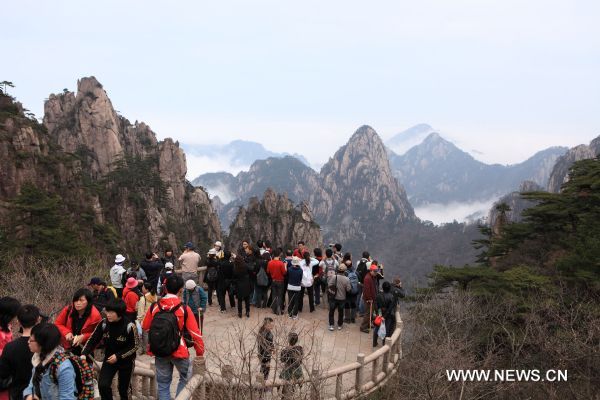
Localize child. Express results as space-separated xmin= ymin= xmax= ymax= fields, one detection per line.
xmin=137 ymin=282 xmax=157 ymax=355
xmin=279 ymin=332 xmax=303 ymax=395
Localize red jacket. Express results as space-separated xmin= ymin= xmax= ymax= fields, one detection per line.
xmin=54 ymin=304 xmax=102 ymax=350
xmin=363 ymin=273 xmax=378 ymax=302
xmin=122 ymin=287 xmax=140 ymax=313
xmin=142 ymin=295 xmax=204 ymax=358
xmin=267 ymin=259 xmax=286 ymax=282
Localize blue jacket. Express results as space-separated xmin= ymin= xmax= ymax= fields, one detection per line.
xmin=287 ymin=266 xmax=303 ymax=289
xmin=23 ymin=349 xmax=76 ymax=400
xmin=182 ymin=287 xmax=208 ymax=312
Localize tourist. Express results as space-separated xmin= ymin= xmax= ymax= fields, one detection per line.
xmin=0 ymin=304 xmax=39 ymax=400
xmin=319 ymin=248 xmax=339 ymax=300
xmin=355 ymin=252 xmax=371 ymax=316
xmin=178 ymin=242 xmax=201 ymax=284
xmin=257 ymin=317 xmax=274 ymax=380
xmin=279 ymin=332 xmax=303 ymax=395
xmin=182 ymin=280 xmax=207 ymax=332
xmin=342 ymin=253 xmax=359 ymax=323
xmin=157 ymin=262 xmax=175 ymax=296
xmin=391 ymin=277 xmax=406 ymax=303
xmin=360 ymin=265 xmax=379 ymax=333
xmin=204 ymin=249 xmax=219 ymax=306
xmin=140 ymin=252 xmax=163 ymax=289
xmin=267 ymin=248 xmax=286 ymax=315
xmin=244 ymin=246 xmax=258 ymax=306
xmin=88 ymin=278 xmax=116 ymax=313
xmin=54 ymin=288 xmax=102 ymax=356
xmin=327 ymin=263 xmax=351 ymax=331
xmin=373 ymin=282 xmax=397 ymax=347
xmin=298 ymin=252 xmax=316 ymax=313
xmin=127 ymin=259 xmax=147 ymax=285
xmin=81 ymin=299 xmax=139 ymax=400
xmin=286 ymin=257 xmax=303 ymax=320
xmin=110 ymin=254 xmax=127 ymax=297
xmin=292 ymin=241 xmax=307 ymax=258
xmin=312 ymin=248 xmax=324 ymax=306
xmin=142 ymin=274 xmax=204 ymax=400
xmin=0 ymin=297 xmax=21 ymax=358
xmin=23 ymin=323 xmax=76 ymax=400
xmin=210 ymin=241 xmax=224 ymax=259
xmin=333 ymin=243 xmax=343 ymax=262
xmin=233 ymin=255 xmax=251 ymax=318
xmin=216 ymin=250 xmax=236 ymax=313
xmin=283 ymin=249 xmax=293 ymax=308
xmin=254 ymin=252 xmax=271 ymax=309
xmin=137 ymin=282 xmax=157 ymax=355
xmin=122 ymin=278 xmax=141 ymax=322
xmin=160 ymin=248 xmax=176 ymax=267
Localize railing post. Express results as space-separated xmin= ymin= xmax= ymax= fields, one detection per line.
xmin=149 ymin=358 xmax=156 ymax=399
xmin=383 ymin=338 xmax=391 ymax=374
xmin=194 ymin=356 xmax=206 ymax=400
xmin=311 ymin=368 xmax=321 ymax=400
xmin=355 ymin=353 xmax=365 ymax=394
xmin=335 ymin=374 xmax=343 ymax=400
xmin=371 ymin=356 xmax=378 ymax=383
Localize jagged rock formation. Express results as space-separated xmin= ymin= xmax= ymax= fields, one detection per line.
xmin=488 ymin=181 xmax=544 ymax=225
xmin=389 ymin=132 xmax=567 ymax=205
xmin=316 ymin=125 xmax=415 ymax=242
xmin=195 ymin=126 xmax=415 ymax=244
xmin=227 ymin=188 xmax=322 ymax=252
xmin=0 ymin=77 xmax=221 ymax=256
xmin=547 ymin=136 xmax=600 ymax=193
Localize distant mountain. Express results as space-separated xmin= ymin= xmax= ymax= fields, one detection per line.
xmin=385 ymin=123 xmax=436 ymax=155
xmin=181 ymin=140 xmax=311 ymax=174
xmin=390 ymin=132 xmax=567 ymax=206
xmin=547 ymin=135 xmax=600 ymax=193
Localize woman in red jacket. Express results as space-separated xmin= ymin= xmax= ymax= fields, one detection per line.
xmin=122 ymin=277 xmax=141 ymax=321
xmin=54 ymin=288 xmax=102 ymax=355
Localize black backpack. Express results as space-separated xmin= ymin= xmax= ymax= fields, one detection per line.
xmin=206 ymin=266 xmax=218 ymax=282
xmin=149 ymin=303 xmax=183 ymax=357
xmin=356 ymin=260 xmax=368 ymax=284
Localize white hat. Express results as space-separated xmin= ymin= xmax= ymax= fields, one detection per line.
xmin=185 ymin=280 xmax=197 ymax=290
xmin=165 ymin=262 xmax=174 ymax=270
xmin=214 ymin=241 xmax=222 ymax=247
xmin=291 ymin=256 xmax=302 ymax=266
xmin=115 ymin=254 xmax=126 ymax=263
xmin=208 ymin=249 xmax=217 ymax=256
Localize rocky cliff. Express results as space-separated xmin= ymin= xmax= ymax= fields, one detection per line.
xmin=0 ymin=77 xmax=221 ymax=257
xmin=547 ymin=136 xmax=600 ymax=193
xmin=227 ymin=188 xmax=323 ymax=253
xmin=488 ymin=181 xmax=544 ymax=225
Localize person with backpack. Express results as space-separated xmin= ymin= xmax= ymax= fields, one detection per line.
xmin=286 ymin=257 xmax=303 ymax=320
xmin=355 ymin=252 xmax=370 ymax=316
xmin=81 ymin=300 xmax=139 ymax=400
xmin=126 ymin=259 xmax=147 ymax=285
xmin=122 ymin=278 xmax=141 ymax=322
xmin=244 ymin=246 xmax=258 ymax=306
xmin=342 ymin=254 xmax=359 ymax=323
xmin=54 ymin=289 xmax=102 ymax=356
xmin=373 ymin=282 xmax=397 ymax=347
xmin=157 ymin=262 xmax=175 ymax=296
xmin=279 ymin=332 xmax=303 ymax=396
xmin=360 ymin=264 xmax=379 ymax=333
xmin=110 ymin=254 xmax=127 ymax=298
xmin=137 ymin=282 xmax=157 ymax=355
xmin=216 ymin=251 xmax=236 ymax=313
xmin=333 ymin=243 xmax=343 ymax=262
xmin=254 ymin=253 xmax=271 ymax=309
xmin=327 ymin=264 xmax=351 ymax=331
xmin=267 ymin=248 xmax=286 ymax=315
xmin=182 ymin=280 xmax=207 ymax=332
xmin=319 ymin=249 xmax=339 ymax=298
xmin=233 ymin=255 xmax=251 ymax=318
xmin=312 ymin=248 xmax=323 ymax=306
xmin=88 ymin=278 xmax=116 ymax=313
xmin=204 ymin=249 xmax=219 ymax=306
xmin=24 ymin=323 xmax=83 ymax=400
xmin=298 ymin=252 xmax=316 ymax=313
xmin=142 ymin=274 xmax=204 ymax=400
xmin=0 ymin=305 xmax=40 ymax=400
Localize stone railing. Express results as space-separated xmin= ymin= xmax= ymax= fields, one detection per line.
xmin=175 ymin=311 xmax=403 ymax=400
xmin=93 ymin=359 xmax=158 ymax=400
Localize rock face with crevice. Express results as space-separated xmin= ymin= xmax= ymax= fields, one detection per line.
xmin=0 ymin=77 xmax=221 ymax=256
xmin=227 ymin=188 xmax=323 ymax=253
xmin=547 ymin=136 xmax=600 ymax=193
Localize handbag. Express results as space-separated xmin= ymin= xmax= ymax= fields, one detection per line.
xmin=373 ymin=315 xmax=383 ymax=327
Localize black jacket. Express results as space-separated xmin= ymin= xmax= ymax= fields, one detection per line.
xmin=93 ymin=288 xmax=117 ymax=311
xmin=81 ymin=317 xmax=138 ymax=362
xmin=0 ymin=336 xmax=33 ymax=400
xmin=218 ymin=259 xmax=234 ymax=289
xmin=233 ymin=265 xmax=251 ymax=299
xmin=141 ymin=259 xmax=164 ymax=287
xmin=376 ymin=292 xmax=397 ymax=320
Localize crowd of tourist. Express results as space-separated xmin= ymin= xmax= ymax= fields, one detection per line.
xmin=0 ymin=238 xmax=404 ymax=400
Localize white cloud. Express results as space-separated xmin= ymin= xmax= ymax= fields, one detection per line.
xmin=414 ymin=197 xmax=499 ymax=225
xmin=185 ymin=153 xmax=249 ymax=180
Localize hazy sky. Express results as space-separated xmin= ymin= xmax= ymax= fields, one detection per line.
xmin=3 ymin=0 xmax=599 ymax=168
